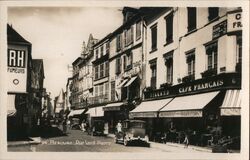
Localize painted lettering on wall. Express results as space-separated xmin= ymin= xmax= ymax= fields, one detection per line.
xmin=227 ymin=11 xmax=242 ymax=33
xmin=179 ymin=80 xmax=224 ymax=93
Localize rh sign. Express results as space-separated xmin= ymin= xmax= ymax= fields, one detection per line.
xmin=7 ymin=48 xmax=28 ymax=93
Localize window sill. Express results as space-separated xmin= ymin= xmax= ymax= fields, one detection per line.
xmin=164 ymin=40 xmax=173 ymax=46
xmin=149 ymin=48 xmax=158 ymax=54
xmin=185 ymin=28 xmax=198 ymax=37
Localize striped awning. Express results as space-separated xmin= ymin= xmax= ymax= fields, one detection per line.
xmin=220 ymin=90 xmax=241 ymax=116
xmin=68 ymin=108 xmax=87 ymax=117
xmin=86 ymin=106 xmax=104 ymax=117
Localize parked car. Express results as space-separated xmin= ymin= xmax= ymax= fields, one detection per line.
xmin=71 ymin=118 xmax=81 ymax=130
xmin=114 ymin=120 xmax=149 ymax=146
xmin=89 ymin=120 xmax=105 ymax=136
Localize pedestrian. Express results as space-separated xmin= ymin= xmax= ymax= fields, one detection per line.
xmin=116 ymin=121 xmax=122 ymax=133
xmin=63 ymin=119 xmax=67 ymax=134
xmin=183 ymin=134 xmax=189 ymax=148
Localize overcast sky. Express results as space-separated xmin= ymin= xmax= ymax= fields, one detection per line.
xmin=8 ymin=7 xmax=123 ymax=100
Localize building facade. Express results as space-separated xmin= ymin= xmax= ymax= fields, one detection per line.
xmin=130 ymin=7 xmax=242 ymax=149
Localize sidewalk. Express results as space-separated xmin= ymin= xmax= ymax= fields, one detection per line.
xmin=107 ymin=134 xmax=212 ymax=153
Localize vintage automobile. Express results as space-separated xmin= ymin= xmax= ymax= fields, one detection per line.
xmin=114 ymin=120 xmax=149 ymax=146
xmin=71 ymin=118 xmax=81 ymax=130
xmin=88 ymin=120 xmax=105 ymax=136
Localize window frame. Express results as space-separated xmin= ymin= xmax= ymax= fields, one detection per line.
xmin=150 ymin=24 xmax=158 ymax=52
xmin=187 ymin=7 xmax=197 ymax=32
xmin=165 ymin=12 xmax=174 ymax=44
xmin=136 ymin=21 xmax=142 ymax=40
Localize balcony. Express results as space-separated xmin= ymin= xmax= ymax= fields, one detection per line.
xmin=182 ymin=74 xmax=195 ymax=83
xmin=201 ymin=68 xmax=217 ymax=78
xmin=88 ymin=94 xmax=109 ymax=105
xmin=160 ymin=82 xmax=172 ymax=88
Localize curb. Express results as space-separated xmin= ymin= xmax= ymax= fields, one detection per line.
xmin=7 ymin=137 xmax=42 ymax=147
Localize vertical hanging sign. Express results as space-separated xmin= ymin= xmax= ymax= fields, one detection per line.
xmin=7 ymin=48 xmax=28 ymax=93
xmin=227 ymin=10 xmax=242 ymax=34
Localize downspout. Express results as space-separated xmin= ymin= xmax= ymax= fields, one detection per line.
xmin=141 ymin=15 xmax=147 ymax=101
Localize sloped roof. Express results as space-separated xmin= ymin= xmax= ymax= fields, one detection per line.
xmin=7 ymin=24 xmax=31 ymax=45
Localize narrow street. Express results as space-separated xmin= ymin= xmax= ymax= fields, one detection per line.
xmin=8 ymin=126 xmax=206 ymax=152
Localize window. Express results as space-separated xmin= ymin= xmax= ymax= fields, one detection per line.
xmin=111 ymin=81 xmax=116 ymax=101
xmin=186 ymin=50 xmax=195 ymax=77
xmin=116 ymin=34 xmax=122 ymax=51
xmin=105 ymin=82 xmax=109 ymax=96
xmin=151 ymin=24 xmax=157 ymax=51
xmin=100 ymin=63 xmax=104 ymax=78
xmin=208 ymin=7 xmax=219 ymax=21
xmin=116 ymin=57 xmax=121 ymax=74
xmin=99 ymin=84 xmax=103 ymax=96
xmin=206 ymin=42 xmax=218 ymax=71
xmin=95 ymin=86 xmax=98 ymax=96
xmin=106 ymin=42 xmax=110 ymax=54
xmin=94 ymin=66 xmax=99 ymax=80
xmin=127 ymin=52 xmax=133 ymax=70
xmin=105 ymin=61 xmax=109 ymax=77
xmin=150 ymin=60 xmax=157 ymax=89
xmin=123 ymin=55 xmax=127 ymax=71
xmin=95 ymin=49 xmax=99 ymax=60
xmin=236 ymin=35 xmax=242 ymax=63
xmin=187 ymin=7 xmax=197 ymax=32
xmin=100 ymin=45 xmax=104 ymax=56
xmin=125 ymin=26 xmax=134 ymax=46
xmin=164 ymin=52 xmax=173 ymax=84
xmin=136 ymin=21 xmax=141 ymax=40
xmin=165 ymin=12 xmax=173 ymax=44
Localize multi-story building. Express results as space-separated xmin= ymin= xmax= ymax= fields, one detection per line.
xmin=130 ymin=7 xmax=242 ymax=149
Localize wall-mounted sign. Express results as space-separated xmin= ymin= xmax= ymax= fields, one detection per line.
xmin=7 ymin=48 xmax=28 ymax=93
xmin=213 ymin=20 xmax=227 ymax=39
xmin=227 ymin=11 xmax=242 ymax=33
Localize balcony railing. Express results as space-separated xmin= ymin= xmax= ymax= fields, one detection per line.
xmin=201 ymin=68 xmax=217 ymax=78
xmin=182 ymin=74 xmax=195 ymax=83
xmin=150 ymin=77 xmax=157 ymax=89
xmin=88 ymin=94 xmax=109 ymax=105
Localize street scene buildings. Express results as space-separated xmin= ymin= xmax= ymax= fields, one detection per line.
xmin=6 ymin=6 xmax=244 ymax=154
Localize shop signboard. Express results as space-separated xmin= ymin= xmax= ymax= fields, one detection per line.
xmin=159 ymin=110 xmax=202 ymax=118
xmin=212 ymin=20 xmax=227 ymax=39
xmin=227 ymin=10 xmax=242 ymax=34
xmin=7 ymin=47 xmax=28 ymax=93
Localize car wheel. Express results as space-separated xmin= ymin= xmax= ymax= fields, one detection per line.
xmin=114 ymin=137 xmax=118 ymax=143
xmin=124 ymin=137 xmax=129 ymax=146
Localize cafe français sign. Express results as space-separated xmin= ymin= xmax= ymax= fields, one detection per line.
xmin=145 ymin=73 xmax=240 ymax=99
xmin=7 ymin=48 xmax=28 ymax=93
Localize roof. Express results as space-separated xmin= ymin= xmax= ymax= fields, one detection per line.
xmin=32 ymin=59 xmax=45 ymax=78
xmin=7 ymin=24 xmax=31 ymax=45
xmin=72 ymin=57 xmax=83 ymax=66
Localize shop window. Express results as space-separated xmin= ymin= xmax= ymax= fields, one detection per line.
xmin=111 ymin=81 xmax=116 ymax=101
xmin=105 ymin=61 xmax=109 ymax=77
xmin=165 ymin=12 xmax=173 ymax=44
xmin=116 ymin=57 xmax=121 ymax=74
xmin=100 ymin=45 xmax=104 ymax=57
xmin=116 ymin=34 xmax=122 ymax=51
xmin=150 ymin=60 xmax=157 ymax=89
xmin=187 ymin=7 xmax=197 ymax=32
xmin=151 ymin=24 xmax=157 ymax=52
xmin=136 ymin=21 xmax=141 ymax=40
xmin=100 ymin=63 xmax=104 ymax=78
xmin=208 ymin=7 xmax=219 ymax=21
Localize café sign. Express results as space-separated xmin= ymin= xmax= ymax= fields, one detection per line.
xmin=7 ymin=48 xmax=28 ymax=93
xmin=227 ymin=10 xmax=242 ymax=33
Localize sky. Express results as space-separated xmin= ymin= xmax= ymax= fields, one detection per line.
xmin=8 ymin=7 xmax=123 ymax=99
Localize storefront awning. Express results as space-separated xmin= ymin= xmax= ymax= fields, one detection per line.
xmin=68 ymin=108 xmax=86 ymax=117
xmin=124 ymin=76 xmax=137 ymax=87
xmin=220 ymin=89 xmax=241 ymax=116
xmin=103 ymin=102 xmax=124 ymax=111
xmin=159 ymin=91 xmax=220 ymax=118
xmin=117 ymin=79 xmax=128 ymax=88
xmin=130 ymin=98 xmax=173 ymax=118
xmin=86 ymin=106 xmax=104 ymax=117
